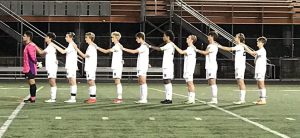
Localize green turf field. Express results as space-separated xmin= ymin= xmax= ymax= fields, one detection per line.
xmin=0 ymin=81 xmax=299 ymax=138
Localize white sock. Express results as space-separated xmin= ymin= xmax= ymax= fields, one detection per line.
xmin=70 ymin=85 xmax=77 ymax=100
xmin=211 ymin=85 xmax=218 ymax=99
xmin=89 ymin=86 xmax=96 ymax=99
xmin=50 ymin=87 xmax=57 ymax=100
xmin=260 ymin=89 xmax=266 ymax=100
xmin=139 ymin=85 xmax=143 ymax=100
xmin=240 ymin=90 xmax=246 ymax=101
xmin=189 ymin=92 xmax=195 ymax=102
xmin=141 ymin=84 xmax=148 ymax=101
xmin=165 ymin=83 xmax=172 ymax=100
xmin=117 ymin=84 xmax=122 ymax=99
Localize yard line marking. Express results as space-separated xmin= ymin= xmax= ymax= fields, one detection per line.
xmin=149 ymin=117 xmax=155 ymax=121
xmin=102 ymin=117 xmax=109 ymax=120
xmin=0 ymin=86 xmax=44 ymax=138
xmin=149 ymin=87 xmax=290 ymax=138
xmin=285 ymin=118 xmax=296 ymax=121
xmin=281 ymin=90 xmax=300 ymax=92
xmin=227 ymin=118 xmax=260 ymax=120
xmin=194 ymin=117 xmax=202 ymax=121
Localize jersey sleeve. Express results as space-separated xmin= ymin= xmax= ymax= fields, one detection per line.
xmin=137 ymin=45 xmax=146 ymax=53
xmin=160 ymin=43 xmax=172 ymax=51
xmin=28 ymin=44 xmax=37 ymax=63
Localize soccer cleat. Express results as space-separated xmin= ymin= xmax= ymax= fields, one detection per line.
xmin=135 ymin=100 xmax=148 ymax=104
xmin=23 ymin=98 xmax=35 ymax=103
xmin=253 ymin=99 xmax=266 ymax=105
xmin=84 ymin=98 xmax=96 ymax=104
xmin=233 ymin=101 xmax=246 ymax=105
xmin=183 ymin=100 xmax=195 ymax=104
xmin=44 ymin=99 xmax=56 ymax=103
xmin=112 ymin=98 xmax=123 ymax=104
xmin=160 ymin=99 xmax=172 ymax=104
xmin=207 ymin=100 xmax=218 ymax=104
xmin=64 ymin=99 xmax=76 ymax=103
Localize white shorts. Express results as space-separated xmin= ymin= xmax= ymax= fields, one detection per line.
xmin=86 ymin=71 xmax=96 ymax=80
xmin=163 ymin=68 xmax=174 ymax=80
xmin=183 ymin=72 xmax=193 ymax=82
xmin=113 ymin=69 xmax=122 ymax=79
xmin=137 ymin=70 xmax=147 ymax=77
xmin=235 ymin=68 xmax=245 ymax=79
xmin=206 ymin=69 xmax=217 ymax=79
xmin=66 ymin=69 xmax=76 ymax=79
xmin=255 ymin=72 xmax=265 ymax=81
xmin=47 ymin=69 xmax=57 ymax=79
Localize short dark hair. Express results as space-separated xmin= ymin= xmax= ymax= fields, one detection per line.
xmin=66 ymin=32 xmax=75 ymax=38
xmin=46 ymin=32 xmax=56 ymax=40
xmin=135 ymin=32 xmax=145 ymax=40
xmin=237 ymin=33 xmax=245 ymax=43
xmin=208 ymin=31 xmax=218 ymax=40
xmin=24 ymin=31 xmax=33 ymax=40
xmin=257 ymin=36 xmax=267 ymax=45
xmin=164 ymin=30 xmax=175 ymax=42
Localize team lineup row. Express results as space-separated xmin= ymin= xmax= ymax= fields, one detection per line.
xmin=21 ymin=30 xmax=268 ymax=105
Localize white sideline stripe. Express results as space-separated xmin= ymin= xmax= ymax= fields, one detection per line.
xmin=194 ymin=117 xmax=202 ymax=121
xmin=149 ymin=87 xmax=290 ymax=138
xmin=0 ymin=86 xmax=44 ymax=138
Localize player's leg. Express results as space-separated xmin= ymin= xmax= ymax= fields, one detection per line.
xmin=24 ymin=72 xmax=37 ymax=103
xmin=161 ymin=68 xmax=173 ymax=104
xmin=85 ymin=71 xmax=97 ymax=103
xmin=185 ymin=80 xmax=195 ymax=104
xmin=64 ymin=70 xmax=77 ymax=103
xmin=253 ymin=73 xmax=266 ymax=105
xmin=45 ymin=70 xmax=57 ymax=103
xmin=233 ymin=79 xmax=246 ymax=104
xmin=136 ymin=74 xmax=148 ymax=104
xmin=206 ymin=70 xmax=218 ymax=104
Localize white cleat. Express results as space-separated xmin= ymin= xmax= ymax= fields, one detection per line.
xmin=183 ymin=100 xmax=195 ymax=104
xmin=207 ymin=100 xmax=218 ymax=104
xmin=64 ymin=99 xmax=76 ymax=103
xmin=135 ymin=100 xmax=148 ymax=104
xmin=233 ymin=101 xmax=246 ymax=105
xmin=44 ymin=99 xmax=56 ymax=103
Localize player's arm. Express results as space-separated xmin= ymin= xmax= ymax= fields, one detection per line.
xmin=195 ymin=48 xmax=209 ymax=55
xmin=149 ymin=45 xmax=162 ymax=51
xmin=243 ymin=44 xmax=256 ymax=57
xmin=218 ymin=45 xmax=233 ymax=52
xmin=123 ymin=47 xmax=139 ymax=54
xmin=172 ymin=43 xmax=187 ymax=55
xmin=28 ymin=46 xmax=37 ymax=63
xmin=52 ymin=44 xmax=66 ymax=54
xmin=35 ymin=45 xmax=46 ymax=56
xmin=75 ymin=47 xmax=87 ymax=58
xmin=97 ymin=46 xmax=112 ymax=54
xmin=72 ymin=44 xmax=84 ymax=60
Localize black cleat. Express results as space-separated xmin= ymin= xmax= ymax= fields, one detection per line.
xmin=23 ymin=98 xmax=35 ymax=103
xmin=160 ymin=99 xmax=172 ymax=104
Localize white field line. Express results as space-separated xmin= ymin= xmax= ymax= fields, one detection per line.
xmin=0 ymin=86 xmax=44 ymax=138
xmin=149 ymin=87 xmax=290 ymax=138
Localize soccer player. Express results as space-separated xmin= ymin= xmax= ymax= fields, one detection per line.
xmin=97 ymin=31 xmax=124 ymax=104
xmin=122 ymin=32 xmax=149 ymax=104
xmin=22 ymin=31 xmax=39 ymax=103
xmin=149 ymin=30 xmax=175 ymax=104
xmin=218 ymin=33 xmax=247 ymax=104
xmin=195 ymin=31 xmax=219 ymax=104
xmin=172 ymin=35 xmax=197 ymax=104
xmin=52 ymin=32 xmax=78 ymax=103
xmin=243 ymin=37 xmax=268 ymax=105
xmin=35 ymin=32 xmax=58 ymax=103
xmin=76 ymin=32 xmax=98 ymax=104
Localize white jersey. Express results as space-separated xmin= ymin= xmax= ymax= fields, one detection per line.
xmin=160 ymin=42 xmax=175 ymax=69
xmin=84 ymin=44 xmax=97 ymax=72
xmin=65 ymin=41 xmax=78 ymax=70
xmin=232 ymin=43 xmax=246 ymax=70
xmin=111 ymin=43 xmax=123 ymax=70
xmin=184 ymin=46 xmax=196 ymax=74
xmin=205 ymin=43 xmax=218 ymax=70
xmin=255 ymin=47 xmax=267 ymax=73
xmin=44 ymin=42 xmax=57 ymax=71
xmin=137 ymin=43 xmax=149 ymax=71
